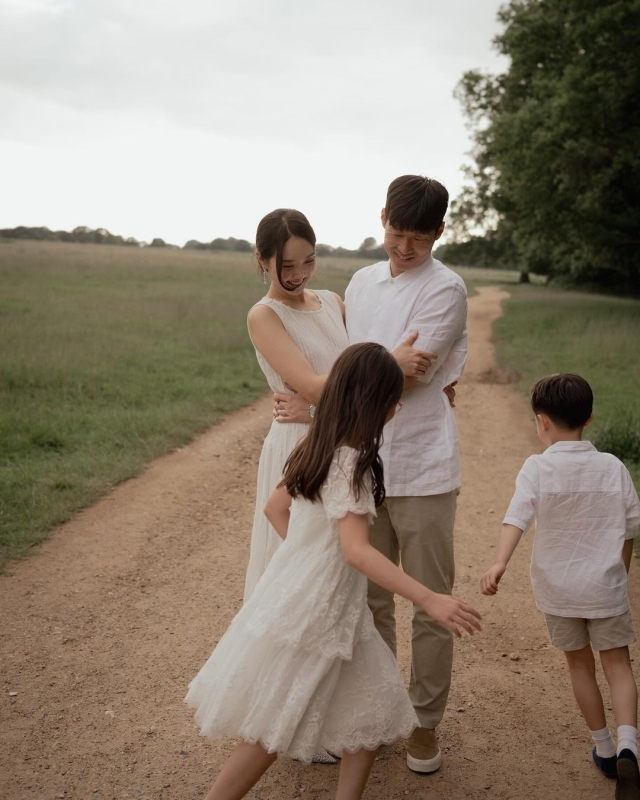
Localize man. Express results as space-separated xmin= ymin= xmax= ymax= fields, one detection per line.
xmin=276 ymin=175 xmax=468 ymax=773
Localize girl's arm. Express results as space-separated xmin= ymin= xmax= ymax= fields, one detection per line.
xmin=479 ymin=523 xmax=524 ymax=596
xmin=263 ymin=485 xmax=292 ymax=540
xmin=248 ymin=305 xmax=327 ymax=403
xmin=337 ymin=512 xmax=481 ymax=638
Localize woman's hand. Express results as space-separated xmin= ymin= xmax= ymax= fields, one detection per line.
xmin=443 ymin=381 xmax=458 ymax=408
xmin=392 ymin=332 xmax=437 ymax=377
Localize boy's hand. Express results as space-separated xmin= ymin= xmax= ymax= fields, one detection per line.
xmin=421 ymin=593 xmax=482 ymax=638
xmin=480 ymin=564 xmax=506 ymax=596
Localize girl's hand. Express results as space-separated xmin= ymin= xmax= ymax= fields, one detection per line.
xmin=480 ymin=563 xmax=506 ymax=596
xmin=421 ymin=594 xmax=482 ymax=638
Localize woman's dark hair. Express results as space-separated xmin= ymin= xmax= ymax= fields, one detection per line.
xmin=530 ymin=373 xmax=593 ymax=430
xmin=385 ymin=175 xmax=449 ymax=234
xmin=255 ymin=209 xmax=316 ymax=289
xmin=282 ymin=343 xmax=404 ymax=507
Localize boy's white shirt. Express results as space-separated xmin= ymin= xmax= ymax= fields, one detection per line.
xmin=504 ymin=440 xmax=640 ymax=618
xmin=345 ymin=256 xmax=467 ymax=497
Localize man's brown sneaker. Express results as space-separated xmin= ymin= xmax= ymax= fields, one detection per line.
xmin=406 ymin=727 xmax=442 ymax=773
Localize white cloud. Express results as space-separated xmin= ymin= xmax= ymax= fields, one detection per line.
xmin=0 ymin=0 xmax=507 ymax=247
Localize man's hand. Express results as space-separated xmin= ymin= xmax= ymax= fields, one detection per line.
xmin=420 ymin=593 xmax=482 ymax=638
xmin=444 ymin=381 xmax=458 ymax=408
xmin=392 ymin=332 xmax=437 ymax=377
xmin=273 ymin=390 xmax=312 ymax=424
xmin=480 ymin=563 xmax=507 ymax=596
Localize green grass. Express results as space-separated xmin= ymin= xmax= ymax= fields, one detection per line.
xmin=0 ymin=242 xmax=364 ymax=565
xmin=0 ymin=240 xmax=570 ymax=566
xmin=493 ymin=284 xmax=640 ymax=488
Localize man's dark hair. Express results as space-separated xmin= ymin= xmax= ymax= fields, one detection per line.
xmin=385 ymin=175 xmax=449 ymax=234
xmin=530 ymin=373 xmax=593 ymax=430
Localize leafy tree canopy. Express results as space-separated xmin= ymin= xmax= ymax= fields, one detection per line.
xmin=451 ymin=0 xmax=640 ymax=293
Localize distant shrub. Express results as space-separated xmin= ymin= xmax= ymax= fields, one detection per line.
xmin=590 ymin=416 xmax=640 ymax=464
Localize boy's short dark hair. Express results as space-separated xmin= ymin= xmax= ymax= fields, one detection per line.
xmin=385 ymin=175 xmax=449 ymax=234
xmin=530 ymin=373 xmax=593 ymax=430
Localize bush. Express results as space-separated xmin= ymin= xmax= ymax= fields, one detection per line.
xmin=590 ymin=416 xmax=640 ymax=465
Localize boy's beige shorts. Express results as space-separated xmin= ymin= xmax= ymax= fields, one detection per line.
xmin=545 ymin=609 xmax=636 ymax=651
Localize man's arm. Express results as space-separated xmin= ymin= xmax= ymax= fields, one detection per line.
xmin=396 ymin=282 xmax=467 ymax=385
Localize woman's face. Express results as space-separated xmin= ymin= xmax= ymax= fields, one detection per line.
xmin=263 ymin=236 xmax=316 ymax=296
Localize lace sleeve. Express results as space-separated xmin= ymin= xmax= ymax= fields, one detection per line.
xmin=323 ymin=447 xmax=376 ymax=520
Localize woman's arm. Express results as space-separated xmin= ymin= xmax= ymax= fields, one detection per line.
xmin=338 ymin=512 xmax=481 ymax=638
xmin=248 ymin=305 xmax=328 ymax=403
xmin=263 ymin=485 xmax=293 ymax=540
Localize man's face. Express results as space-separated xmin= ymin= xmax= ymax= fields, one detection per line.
xmin=381 ymin=209 xmax=444 ymax=277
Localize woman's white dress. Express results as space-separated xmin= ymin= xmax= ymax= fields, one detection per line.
xmin=185 ymin=447 xmax=418 ymax=762
xmin=243 ymin=290 xmax=349 ymax=602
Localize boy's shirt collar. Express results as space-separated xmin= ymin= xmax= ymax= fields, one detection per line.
xmin=544 ymin=440 xmax=597 ymax=454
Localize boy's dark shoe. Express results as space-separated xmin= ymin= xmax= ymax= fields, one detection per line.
xmin=592 ymin=747 xmax=617 ymax=779
xmin=615 ymin=749 xmax=640 ymax=800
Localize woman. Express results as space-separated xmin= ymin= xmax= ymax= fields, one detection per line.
xmin=244 ymin=209 xmax=349 ymax=603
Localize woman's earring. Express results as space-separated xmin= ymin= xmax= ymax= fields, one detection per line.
xmin=262 ymin=270 xmax=268 ymax=285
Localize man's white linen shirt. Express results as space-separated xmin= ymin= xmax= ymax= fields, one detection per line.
xmin=345 ymin=256 xmax=467 ymax=497
xmin=504 ymin=441 xmax=640 ymax=618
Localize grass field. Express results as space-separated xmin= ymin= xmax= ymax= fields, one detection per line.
xmin=493 ymin=284 xmax=640 ymax=486
xmin=2 ymin=239 xmax=628 ymax=567
xmin=0 ymin=241 xmax=366 ymax=565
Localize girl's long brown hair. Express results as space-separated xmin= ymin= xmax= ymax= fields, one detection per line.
xmin=282 ymin=343 xmax=404 ymax=507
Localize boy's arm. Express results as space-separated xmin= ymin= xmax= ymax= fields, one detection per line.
xmin=480 ymin=524 xmax=524 ymax=595
xmin=263 ymin=484 xmax=292 ymax=540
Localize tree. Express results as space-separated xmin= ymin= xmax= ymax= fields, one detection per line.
xmin=453 ymin=0 xmax=640 ymax=293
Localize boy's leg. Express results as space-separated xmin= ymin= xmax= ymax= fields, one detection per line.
xmin=203 ymin=741 xmax=277 ymax=800
xmin=335 ymin=747 xmax=378 ymax=800
xmin=564 ymin=644 xmax=608 ymax=731
xmin=599 ymin=646 xmax=638 ymax=745
xmin=367 ymin=502 xmax=400 ymax=656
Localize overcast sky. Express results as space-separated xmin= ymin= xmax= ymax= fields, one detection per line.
xmin=0 ymin=0 xmax=507 ymax=249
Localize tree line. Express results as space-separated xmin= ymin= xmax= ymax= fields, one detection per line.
xmin=0 ymin=226 xmax=390 ymax=260
xmin=448 ymin=0 xmax=639 ymax=294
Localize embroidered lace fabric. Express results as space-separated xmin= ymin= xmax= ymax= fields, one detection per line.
xmin=185 ymin=447 xmax=418 ymax=762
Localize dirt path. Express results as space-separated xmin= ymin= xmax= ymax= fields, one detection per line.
xmin=2 ymin=285 xmax=637 ymax=800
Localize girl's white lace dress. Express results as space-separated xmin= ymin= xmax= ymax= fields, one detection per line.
xmin=185 ymin=447 xmax=418 ymax=762
xmin=243 ymin=290 xmax=349 ymax=602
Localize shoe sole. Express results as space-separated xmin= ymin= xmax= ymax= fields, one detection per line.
xmin=616 ymin=756 xmax=640 ymax=800
xmin=406 ymin=750 xmax=442 ymax=774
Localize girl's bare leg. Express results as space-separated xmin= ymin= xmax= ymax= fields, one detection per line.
xmin=335 ymin=747 xmax=378 ymax=800
xmin=204 ymin=741 xmax=277 ymax=800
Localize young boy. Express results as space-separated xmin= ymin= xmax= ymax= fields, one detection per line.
xmin=481 ymin=374 xmax=640 ymax=800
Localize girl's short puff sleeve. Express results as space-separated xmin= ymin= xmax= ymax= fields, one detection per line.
xmin=323 ymin=447 xmax=376 ymax=521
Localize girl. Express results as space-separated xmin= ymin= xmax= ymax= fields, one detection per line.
xmin=185 ymin=343 xmax=481 ymax=800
